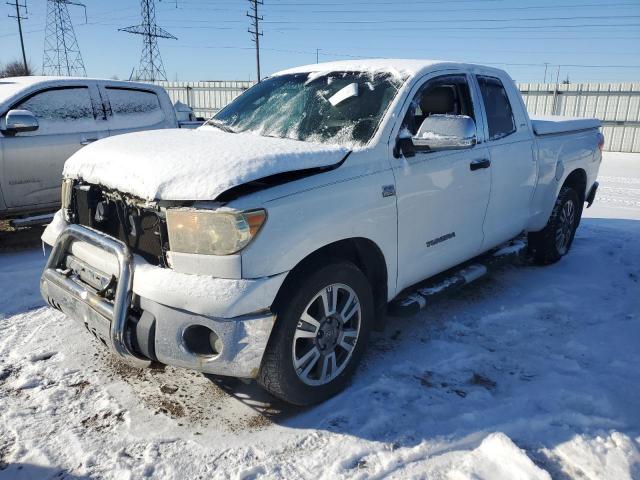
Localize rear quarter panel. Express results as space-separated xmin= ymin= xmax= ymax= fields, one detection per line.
xmin=527 ymin=128 xmax=602 ymax=232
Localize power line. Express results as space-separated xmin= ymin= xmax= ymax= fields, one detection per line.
xmin=163 ymin=43 xmax=640 ymax=69
xmin=135 ymin=13 xmax=640 ymax=25
xmin=119 ymin=0 xmax=177 ymax=81
xmin=7 ymin=0 xmax=28 ymax=72
xmin=261 ymin=22 xmax=640 ymax=32
xmin=247 ymin=0 xmax=263 ymax=81
xmin=261 ymin=14 xmax=640 ymax=24
xmin=42 ymin=0 xmax=87 ymax=77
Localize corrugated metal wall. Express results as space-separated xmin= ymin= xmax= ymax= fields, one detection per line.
xmin=154 ymin=80 xmax=254 ymax=118
xmin=154 ymin=80 xmax=640 ymax=153
xmin=518 ymin=83 xmax=640 ymax=153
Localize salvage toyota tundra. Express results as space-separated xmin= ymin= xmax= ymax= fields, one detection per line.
xmin=40 ymin=60 xmax=603 ymax=405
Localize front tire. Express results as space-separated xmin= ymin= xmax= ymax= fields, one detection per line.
xmin=528 ymin=186 xmax=581 ymax=265
xmin=258 ymin=261 xmax=374 ymax=406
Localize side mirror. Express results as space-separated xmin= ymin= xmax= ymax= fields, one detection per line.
xmin=412 ymin=114 xmax=476 ymax=152
xmin=2 ymin=109 xmax=39 ymax=135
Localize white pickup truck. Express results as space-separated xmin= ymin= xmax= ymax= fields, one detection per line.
xmin=40 ymin=60 xmax=603 ymax=405
xmin=0 ymin=77 xmax=198 ymax=225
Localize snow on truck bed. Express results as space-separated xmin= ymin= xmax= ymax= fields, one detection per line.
xmin=531 ymin=115 xmax=601 ymax=135
xmin=63 ymin=127 xmax=349 ymax=201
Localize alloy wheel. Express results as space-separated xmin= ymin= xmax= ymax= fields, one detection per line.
xmin=291 ymin=283 xmax=361 ymax=386
xmin=555 ymin=199 xmax=576 ymax=255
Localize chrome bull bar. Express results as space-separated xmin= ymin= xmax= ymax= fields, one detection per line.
xmin=40 ymin=224 xmax=151 ymax=368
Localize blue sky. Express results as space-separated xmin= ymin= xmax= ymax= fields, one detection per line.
xmin=1 ymin=0 xmax=639 ymax=83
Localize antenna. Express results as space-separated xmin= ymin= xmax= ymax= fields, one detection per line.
xmin=120 ymin=0 xmax=177 ymax=82
xmin=42 ymin=0 xmax=87 ymax=77
xmin=247 ymin=0 xmax=263 ymax=82
xmin=7 ymin=0 xmax=29 ymax=73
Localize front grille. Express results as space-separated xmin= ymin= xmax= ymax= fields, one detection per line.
xmin=71 ymin=184 xmax=167 ymax=266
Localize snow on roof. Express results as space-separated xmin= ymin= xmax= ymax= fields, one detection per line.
xmin=0 ymin=76 xmax=165 ymax=114
xmin=272 ymin=58 xmax=457 ymax=80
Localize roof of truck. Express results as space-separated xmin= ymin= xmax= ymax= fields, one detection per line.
xmin=272 ymin=58 xmax=507 ymax=80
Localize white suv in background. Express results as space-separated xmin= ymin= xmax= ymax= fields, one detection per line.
xmin=0 ymin=77 xmax=186 ymax=224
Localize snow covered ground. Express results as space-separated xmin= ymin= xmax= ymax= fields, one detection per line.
xmin=1 ymin=153 xmax=639 ymax=480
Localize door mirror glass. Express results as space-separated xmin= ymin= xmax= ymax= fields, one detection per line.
xmin=413 ymin=114 xmax=476 ymax=151
xmin=3 ymin=109 xmax=39 ymax=134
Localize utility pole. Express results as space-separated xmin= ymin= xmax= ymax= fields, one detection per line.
xmin=247 ymin=0 xmax=263 ymax=82
xmin=120 ymin=0 xmax=177 ymax=82
xmin=543 ymin=62 xmax=549 ymax=83
xmin=42 ymin=0 xmax=87 ymax=76
xmin=7 ymin=0 xmax=28 ymax=73
xmin=551 ymin=65 xmax=561 ymax=115
xmin=316 ymin=48 xmax=320 ymax=64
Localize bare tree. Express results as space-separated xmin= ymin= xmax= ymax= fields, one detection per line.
xmin=0 ymin=60 xmax=33 ymax=78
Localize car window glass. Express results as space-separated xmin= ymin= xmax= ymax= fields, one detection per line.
xmin=403 ymin=74 xmax=475 ymax=136
xmin=16 ymin=87 xmax=97 ymax=135
xmin=213 ymin=71 xmax=403 ymax=147
xmin=476 ymin=75 xmax=516 ymax=140
xmin=106 ymin=88 xmax=165 ymax=128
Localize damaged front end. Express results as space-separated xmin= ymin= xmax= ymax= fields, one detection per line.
xmin=62 ymin=180 xmax=173 ymax=266
xmin=41 ymin=179 xmax=287 ymax=377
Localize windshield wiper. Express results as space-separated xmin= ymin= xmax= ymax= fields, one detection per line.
xmin=205 ymin=119 xmax=236 ymax=134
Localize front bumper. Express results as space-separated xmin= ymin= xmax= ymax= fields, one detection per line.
xmin=40 ymin=224 xmax=278 ymax=378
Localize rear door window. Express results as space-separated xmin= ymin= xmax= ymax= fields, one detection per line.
xmin=15 ymin=87 xmax=98 ymax=135
xmin=476 ymin=75 xmax=516 ymax=140
xmin=105 ymin=87 xmax=165 ymax=128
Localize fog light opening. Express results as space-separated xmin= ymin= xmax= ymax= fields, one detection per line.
xmin=182 ymin=325 xmax=222 ymax=357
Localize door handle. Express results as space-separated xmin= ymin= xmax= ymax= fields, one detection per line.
xmin=80 ymin=138 xmax=98 ymax=146
xmin=470 ymin=158 xmax=491 ymax=171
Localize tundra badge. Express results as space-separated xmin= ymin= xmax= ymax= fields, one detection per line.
xmin=382 ymin=185 xmax=396 ymax=197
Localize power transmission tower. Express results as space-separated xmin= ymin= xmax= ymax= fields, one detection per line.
xmin=42 ymin=0 xmax=87 ymax=77
xmin=120 ymin=0 xmax=177 ymax=82
xmin=247 ymin=0 xmax=263 ymax=82
xmin=7 ymin=0 xmax=28 ymax=73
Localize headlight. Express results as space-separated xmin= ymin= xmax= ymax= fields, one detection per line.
xmin=166 ymin=208 xmax=267 ymax=255
xmin=61 ymin=179 xmax=73 ymax=221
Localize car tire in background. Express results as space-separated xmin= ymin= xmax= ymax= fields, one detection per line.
xmin=258 ymin=261 xmax=374 ymax=406
xmin=528 ymin=186 xmax=581 ymax=265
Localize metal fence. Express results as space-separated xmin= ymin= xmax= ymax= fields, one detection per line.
xmin=154 ymin=80 xmax=254 ymax=119
xmin=155 ymin=80 xmax=640 ymax=153
xmin=518 ymin=83 xmax=640 ymax=153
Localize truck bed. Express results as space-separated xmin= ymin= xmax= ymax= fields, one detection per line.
xmin=531 ymin=115 xmax=601 ymax=136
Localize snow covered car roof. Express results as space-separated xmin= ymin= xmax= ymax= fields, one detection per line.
xmin=271 ymin=58 xmax=502 ymax=81
xmin=0 ymin=76 xmax=166 ymax=114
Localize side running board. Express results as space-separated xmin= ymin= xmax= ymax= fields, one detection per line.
xmin=388 ymin=238 xmax=527 ymax=317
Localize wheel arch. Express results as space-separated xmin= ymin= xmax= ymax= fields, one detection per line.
xmin=271 ymin=237 xmax=389 ymax=331
xmin=562 ymin=167 xmax=587 ymax=202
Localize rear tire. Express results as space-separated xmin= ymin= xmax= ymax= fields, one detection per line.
xmin=528 ymin=186 xmax=581 ymax=265
xmin=258 ymin=261 xmax=374 ymax=406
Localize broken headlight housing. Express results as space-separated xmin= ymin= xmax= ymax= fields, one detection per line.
xmin=165 ymin=208 xmax=266 ymax=256
xmin=61 ymin=178 xmax=74 ymax=222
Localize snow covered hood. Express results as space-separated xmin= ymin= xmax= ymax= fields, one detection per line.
xmin=63 ymin=127 xmax=349 ymax=201
xmin=531 ymin=115 xmax=601 ymax=136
